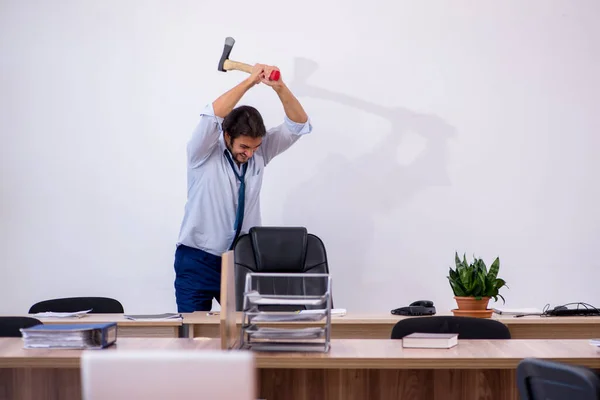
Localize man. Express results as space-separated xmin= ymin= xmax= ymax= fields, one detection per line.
xmin=174 ymin=63 xmax=312 ymax=312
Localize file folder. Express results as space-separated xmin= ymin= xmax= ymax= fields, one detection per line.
xmin=20 ymin=322 xmax=117 ymax=349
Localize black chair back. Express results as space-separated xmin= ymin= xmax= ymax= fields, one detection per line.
xmin=29 ymin=297 xmax=124 ymax=314
xmin=517 ymin=358 xmax=600 ymax=399
xmin=0 ymin=317 xmax=42 ymax=337
xmin=233 ymin=226 xmax=330 ymax=311
xmin=391 ymin=316 xmax=511 ymax=339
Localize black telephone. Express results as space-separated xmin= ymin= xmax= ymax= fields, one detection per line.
xmin=391 ymin=300 xmax=436 ymax=316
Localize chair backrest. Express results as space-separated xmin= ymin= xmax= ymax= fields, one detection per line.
xmin=29 ymin=297 xmax=124 ymax=314
xmin=0 ymin=317 xmax=42 ymax=337
xmin=81 ymin=349 xmax=255 ymax=400
xmin=390 ymin=316 xmax=512 ymax=339
xmin=233 ymin=226 xmax=330 ymax=311
xmin=517 ymin=358 xmax=600 ymax=400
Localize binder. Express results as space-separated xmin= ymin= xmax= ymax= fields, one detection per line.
xmin=20 ymin=322 xmax=117 ymax=349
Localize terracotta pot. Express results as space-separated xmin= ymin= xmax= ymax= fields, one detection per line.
xmin=452 ymin=296 xmax=492 ymax=318
xmin=454 ymin=296 xmax=490 ymax=310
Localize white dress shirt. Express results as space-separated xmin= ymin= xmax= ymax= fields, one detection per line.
xmin=176 ymin=103 xmax=313 ymax=256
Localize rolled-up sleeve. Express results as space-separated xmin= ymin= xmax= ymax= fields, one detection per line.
xmin=284 ymin=115 xmax=312 ymax=135
xmin=260 ymin=116 xmax=313 ymax=166
xmin=187 ymin=103 xmax=224 ymax=168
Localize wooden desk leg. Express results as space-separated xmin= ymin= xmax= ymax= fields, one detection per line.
xmin=179 ymin=324 xmax=190 ymax=338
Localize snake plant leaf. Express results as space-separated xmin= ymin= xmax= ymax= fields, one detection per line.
xmin=479 ymin=258 xmax=487 ymax=274
xmin=449 ymin=279 xmax=467 ymax=296
xmin=485 ymin=274 xmax=494 ymax=287
xmin=449 ymin=268 xmax=463 ymax=287
xmin=449 ymin=267 xmax=457 ymax=280
xmin=495 ymin=278 xmax=507 ymax=290
xmin=472 ymin=278 xmax=483 ymax=298
xmin=473 ymin=268 xmax=482 ymax=292
xmin=457 ymin=254 xmax=466 ymax=274
xmin=488 ymin=257 xmax=500 ymax=281
xmin=448 ymin=277 xmax=465 ymax=296
xmin=477 ymin=269 xmax=487 ymax=294
xmin=448 ymin=268 xmax=467 ymax=295
xmin=459 ymin=265 xmax=473 ymax=292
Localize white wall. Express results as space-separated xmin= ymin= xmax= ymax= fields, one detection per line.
xmin=1 ymin=0 xmax=599 ymax=314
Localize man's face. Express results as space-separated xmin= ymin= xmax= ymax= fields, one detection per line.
xmin=225 ymin=133 xmax=262 ymax=164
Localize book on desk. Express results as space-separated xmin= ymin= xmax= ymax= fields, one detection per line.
xmin=20 ymin=322 xmax=117 ymax=349
xmin=402 ymin=332 xmax=458 ymax=349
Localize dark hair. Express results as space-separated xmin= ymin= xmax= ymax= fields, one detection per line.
xmin=222 ymin=105 xmax=266 ymax=140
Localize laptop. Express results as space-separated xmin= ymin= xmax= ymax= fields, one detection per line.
xmin=81 ymin=349 xmax=255 ymax=399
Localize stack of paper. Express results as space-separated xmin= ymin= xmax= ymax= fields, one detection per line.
xmin=123 ymin=313 xmax=182 ymax=321
xmin=250 ymin=312 xmax=324 ymax=323
xmin=248 ymin=308 xmax=344 ymax=323
xmin=492 ymin=307 xmax=543 ymax=315
xmin=300 ymin=308 xmax=346 ymax=316
xmin=32 ymin=309 xmax=92 ymax=318
xmin=247 ymin=326 xmax=325 ymax=340
xmin=245 ymin=291 xmax=326 ymax=306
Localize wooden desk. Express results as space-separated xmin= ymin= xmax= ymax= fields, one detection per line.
xmin=1 ymin=337 xmax=599 ymax=400
xmin=255 ymin=338 xmax=600 ymax=400
xmin=17 ymin=314 xmax=183 ymax=338
xmin=183 ymin=312 xmax=600 ymax=340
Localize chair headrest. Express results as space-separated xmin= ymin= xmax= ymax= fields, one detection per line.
xmin=250 ymin=227 xmax=308 ymax=272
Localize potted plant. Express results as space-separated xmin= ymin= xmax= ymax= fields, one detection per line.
xmin=447 ymin=252 xmax=508 ymax=318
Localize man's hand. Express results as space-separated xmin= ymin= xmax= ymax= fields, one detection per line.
xmin=260 ymin=65 xmax=283 ymax=90
xmin=245 ymin=63 xmax=283 ymax=89
xmin=245 ymin=63 xmax=265 ymax=86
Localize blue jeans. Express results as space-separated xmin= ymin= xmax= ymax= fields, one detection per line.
xmin=173 ymin=245 xmax=222 ymax=312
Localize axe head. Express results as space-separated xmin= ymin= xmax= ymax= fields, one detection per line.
xmin=218 ymin=37 xmax=235 ymax=72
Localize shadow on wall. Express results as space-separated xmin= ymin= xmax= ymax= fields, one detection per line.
xmin=282 ymin=58 xmax=458 ymax=309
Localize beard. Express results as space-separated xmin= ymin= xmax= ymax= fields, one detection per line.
xmin=235 ymin=153 xmax=248 ymax=163
xmin=227 ymin=139 xmax=249 ymax=164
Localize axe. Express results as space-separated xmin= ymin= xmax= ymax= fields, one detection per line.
xmin=217 ymin=37 xmax=280 ymax=81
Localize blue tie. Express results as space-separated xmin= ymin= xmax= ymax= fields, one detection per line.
xmin=224 ymin=150 xmax=247 ymax=249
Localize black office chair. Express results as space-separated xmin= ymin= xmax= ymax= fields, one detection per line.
xmin=0 ymin=317 xmax=42 ymax=337
xmin=29 ymin=297 xmax=124 ymax=314
xmin=517 ymin=358 xmax=600 ymax=399
xmin=233 ymin=226 xmax=331 ymax=311
xmin=390 ymin=315 xmax=511 ymax=339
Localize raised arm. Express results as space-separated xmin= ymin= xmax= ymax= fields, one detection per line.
xmin=258 ymin=67 xmax=313 ymax=165
xmin=273 ymin=82 xmax=308 ymax=124
xmin=212 ymin=77 xmax=255 ymax=118
xmin=187 ymin=67 xmax=265 ymax=168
